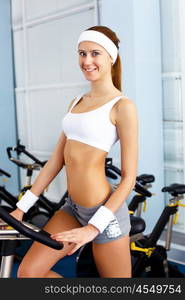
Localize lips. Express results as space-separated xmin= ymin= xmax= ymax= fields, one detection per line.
xmin=83 ymin=68 xmax=97 ymax=72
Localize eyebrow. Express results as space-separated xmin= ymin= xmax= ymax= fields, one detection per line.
xmin=78 ymin=49 xmax=102 ymax=53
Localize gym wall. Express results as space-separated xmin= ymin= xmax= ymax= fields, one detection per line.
xmin=0 ymin=0 xmax=19 ymax=195
xmin=11 ymin=0 xmax=98 ymax=203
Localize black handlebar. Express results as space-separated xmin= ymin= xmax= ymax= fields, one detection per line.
xmin=0 ymin=168 xmax=11 ymax=178
xmin=0 ymin=207 xmax=63 ymax=250
xmin=7 ymin=140 xmax=47 ymax=169
xmin=105 ymin=164 xmax=152 ymax=197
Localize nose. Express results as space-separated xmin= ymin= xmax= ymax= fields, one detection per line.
xmin=82 ymin=53 xmax=93 ymax=66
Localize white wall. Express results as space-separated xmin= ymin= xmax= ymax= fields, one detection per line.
xmin=11 ymin=0 xmax=97 ymax=202
xmin=0 ymin=0 xmax=19 ymax=195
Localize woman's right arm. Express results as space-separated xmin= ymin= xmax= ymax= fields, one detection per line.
xmin=11 ymin=98 xmax=75 ymax=219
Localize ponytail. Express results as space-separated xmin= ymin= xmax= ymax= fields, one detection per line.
xmin=112 ymin=54 xmax=122 ymax=91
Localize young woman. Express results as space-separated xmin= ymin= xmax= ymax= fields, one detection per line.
xmin=11 ymin=25 xmax=138 ymax=278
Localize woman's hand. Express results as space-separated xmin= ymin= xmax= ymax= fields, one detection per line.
xmin=10 ymin=208 xmax=24 ymax=221
xmin=51 ymin=224 xmax=100 ymax=255
xmin=0 ymin=208 xmax=24 ymax=230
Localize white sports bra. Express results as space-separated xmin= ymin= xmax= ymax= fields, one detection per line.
xmin=62 ymin=94 xmax=123 ymax=152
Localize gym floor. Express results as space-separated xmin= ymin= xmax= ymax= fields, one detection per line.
xmin=11 ymin=240 xmax=185 ymax=278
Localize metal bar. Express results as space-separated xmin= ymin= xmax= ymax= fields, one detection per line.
xmin=162 ymin=72 xmax=181 ymax=79
xmin=93 ymin=0 xmax=98 ymax=25
xmin=0 ymin=256 xmax=14 ymax=278
xmin=0 ymin=236 xmax=29 ymax=240
xmin=165 ymin=214 xmax=175 ymax=250
xmin=179 ymin=0 xmax=185 ymax=233
xmin=15 ymin=82 xmax=89 ymax=93
xmin=12 ymin=3 xmax=95 ymax=31
xmin=136 ymin=203 xmax=143 ymax=217
xmin=0 ymin=229 xmax=19 ymax=235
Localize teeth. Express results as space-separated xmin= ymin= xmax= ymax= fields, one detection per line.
xmin=85 ymin=68 xmax=96 ymax=72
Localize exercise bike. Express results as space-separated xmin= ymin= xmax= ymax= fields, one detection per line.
xmin=128 ymin=173 xmax=155 ymax=217
xmin=7 ymin=141 xmax=68 ymax=219
xmin=0 ymin=166 xmax=53 ymax=228
xmin=0 ymin=205 xmax=145 ymax=278
xmin=0 ymin=206 xmax=63 ymax=278
xmin=0 ymin=168 xmax=16 ymax=212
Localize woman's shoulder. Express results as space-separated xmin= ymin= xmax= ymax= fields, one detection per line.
xmin=116 ymin=95 xmax=136 ymax=109
xmin=67 ymin=95 xmax=81 ymax=112
xmin=114 ymin=96 xmax=137 ymax=119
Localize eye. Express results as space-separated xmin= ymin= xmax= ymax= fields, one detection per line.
xmin=79 ymin=51 xmax=86 ymax=57
xmin=92 ymin=51 xmax=100 ymax=56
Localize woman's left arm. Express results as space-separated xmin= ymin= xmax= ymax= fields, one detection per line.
xmin=104 ymin=98 xmax=139 ymax=213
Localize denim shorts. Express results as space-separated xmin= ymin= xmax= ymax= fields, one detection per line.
xmin=61 ymin=189 xmax=131 ymax=244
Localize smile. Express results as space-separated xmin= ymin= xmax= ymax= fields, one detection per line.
xmin=83 ymin=68 xmax=97 ymax=72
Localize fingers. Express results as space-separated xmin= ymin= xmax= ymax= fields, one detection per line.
xmin=51 ymin=233 xmax=79 ymax=244
xmin=67 ymin=244 xmax=82 ymax=256
xmin=51 ymin=230 xmax=83 ymax=255
xmin=51 ymin=230 xmax=74 ymax=239
xmin=50 ymin=227 xmax=93 ymax=256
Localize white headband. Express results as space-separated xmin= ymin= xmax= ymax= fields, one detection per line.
xmin=77 ymin=30 xmax=118 ymax=64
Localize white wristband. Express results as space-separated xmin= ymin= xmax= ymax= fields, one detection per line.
xmin=16 ymin=190 xmax=39 ymax=213
xmin=88 ymin=206 xmax=116 ymax=233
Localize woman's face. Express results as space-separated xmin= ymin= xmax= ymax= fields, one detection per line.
xmin=78 ymin=41 xmax=113 ymax=82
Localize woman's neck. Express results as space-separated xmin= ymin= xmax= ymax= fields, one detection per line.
xmin=88 ymin=77 xmax=120 ymax=99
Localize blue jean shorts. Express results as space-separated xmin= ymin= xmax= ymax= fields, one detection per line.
xmin=61 ymin=190 xmax=131 ymax=244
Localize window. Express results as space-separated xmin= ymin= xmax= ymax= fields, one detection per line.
xmin=160 ymin=0 xmax=185 ymax=233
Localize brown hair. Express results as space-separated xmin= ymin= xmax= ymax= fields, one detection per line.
xmin=86 ymin=25 xmax=122 ymax=91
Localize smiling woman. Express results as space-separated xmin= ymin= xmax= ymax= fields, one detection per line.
xmin=78 ymin=26 xmax=122 ymax=91
xmin=10 ymin=25 xmax=138 ymax=278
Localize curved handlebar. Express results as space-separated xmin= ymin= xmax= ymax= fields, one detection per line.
xmin=7 ymin=142 xmax=47 ymax=169
xmin=0 ymin=168 xmax=11 ymax=178
xmin=105 ymin=164 xmax=152 ymax=197
xmin=0 ymin=207 xmax=63 ymax=250
xmin=134 ymin=182 xmax=152 ymax=197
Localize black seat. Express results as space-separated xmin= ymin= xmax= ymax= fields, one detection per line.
xmin=136 ymin=174 xmax=155 ymax=184
xmin=130 ymin=215 xmax=146 ymax=236
xmin=162 ymin=183 xmax=185 ymax=196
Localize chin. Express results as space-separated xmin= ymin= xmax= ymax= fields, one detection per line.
xmin=84 ymin=74 xmax=100 ymax=82
xmin=85 ymin=78 xmax=100 ymax=83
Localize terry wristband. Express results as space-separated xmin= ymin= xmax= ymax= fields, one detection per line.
xmin=88 ymin=205 xmax=116 ymax=233
xmin=16 ymin=190 xmax=39 ymax=213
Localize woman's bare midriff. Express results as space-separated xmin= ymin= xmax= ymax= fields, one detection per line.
xmin=64 ymin=139 xmax=113 ymax=208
